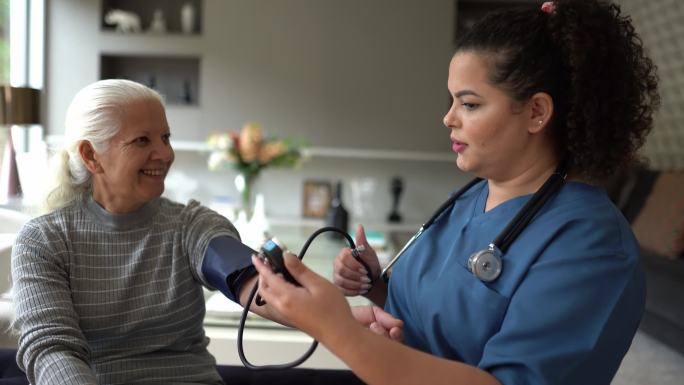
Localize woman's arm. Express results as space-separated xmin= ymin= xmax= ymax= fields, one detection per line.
xmin=237 ymin=274 xmax=402 ymax=340
xmin=253 ymin=253 xmax=501 ymax=385
xmin=11 ymin=226 xmax=98 ymax=385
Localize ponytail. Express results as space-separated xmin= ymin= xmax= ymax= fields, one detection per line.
xmin=454 ymin=0 xmax=659 ymax=179
xmin=41 ymin=148 xmax=90 ymax=214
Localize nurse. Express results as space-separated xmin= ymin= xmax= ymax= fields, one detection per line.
xmin=252 ymin=1 xmax=659 ymax=384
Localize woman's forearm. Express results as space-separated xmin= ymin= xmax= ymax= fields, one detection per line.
xmin=321 ymin=320 xmax=501 ymax=385
xmin=238 ymin=275 xmax=293 ymax=326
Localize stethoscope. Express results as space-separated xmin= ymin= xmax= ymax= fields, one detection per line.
xmin=381 ymin=162 xmax=568 ymax=283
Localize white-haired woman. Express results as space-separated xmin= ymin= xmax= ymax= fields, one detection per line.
xmin=10 ymin=79 xmax=398 ymax=385
xmin=11 ymin=79 xmax=257 ymax=384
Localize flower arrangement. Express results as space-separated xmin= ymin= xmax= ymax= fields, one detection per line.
xmin=207 ymin=122 xmax=306 ymax=215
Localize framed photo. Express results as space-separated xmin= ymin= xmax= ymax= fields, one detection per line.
xmin=302 ymin=180 xmax=332 ymax=218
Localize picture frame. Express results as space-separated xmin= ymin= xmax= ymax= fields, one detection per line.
xmin=302 ymin=180 xmax=332 ymax=218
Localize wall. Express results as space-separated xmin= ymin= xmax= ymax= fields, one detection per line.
xmin=46 ymin=0 xmax=469 ymax=226
xmin=619 ymin=0 xmax=684 ymax=170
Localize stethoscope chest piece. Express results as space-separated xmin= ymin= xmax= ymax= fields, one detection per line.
xmin=467 ymin=244 xmax=502 ymax=282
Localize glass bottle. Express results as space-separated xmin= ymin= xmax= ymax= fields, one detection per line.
xmin=325 ymin=181 xmax=349 ymax=236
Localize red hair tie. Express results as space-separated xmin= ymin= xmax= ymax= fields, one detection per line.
xmin=541 ymin=1 xmax=556 ymax=14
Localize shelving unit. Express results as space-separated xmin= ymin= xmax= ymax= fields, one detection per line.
xmin=48 ymin=0 xmax=456 ymax=157
xmin=100 ymin=55 xmax=200 ymax=106
xmin=98 ymin=0 xmax=203 ymax=107
xmin=101 ymin=0 xmax=202 ymax=35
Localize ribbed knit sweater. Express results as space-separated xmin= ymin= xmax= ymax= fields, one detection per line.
xmin=11 ymin=197 xmax=242 ymax=385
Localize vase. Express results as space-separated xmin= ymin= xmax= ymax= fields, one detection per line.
xmin=180 ymin=2 xmax=195 ymax=34
xmin=235 ymin=172 xmax=258 ymax=218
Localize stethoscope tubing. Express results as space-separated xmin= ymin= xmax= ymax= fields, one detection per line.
xmin=381 ymin=177 xmax=483 ymax=282
xmin=381 ymin=162 xmax=568 ymax=283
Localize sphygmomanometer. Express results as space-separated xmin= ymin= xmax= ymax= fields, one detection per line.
xmin=202 ymin=226 xmax=371 ymax=370
xmin=203 ymin=161 xmax=567 ymax=370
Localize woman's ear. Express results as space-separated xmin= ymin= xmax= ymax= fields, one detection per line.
xmin=78 ymin=140 xmax=102 ymax=173
xmin=528 ymin=92 xmax=554 ymax=134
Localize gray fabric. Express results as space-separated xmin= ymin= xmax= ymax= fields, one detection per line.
xmin=11 ymin=197 xmax=240 ymax=385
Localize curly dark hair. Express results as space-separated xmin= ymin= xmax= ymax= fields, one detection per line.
xmin=454 ymin=0 xmax=660 ymax=179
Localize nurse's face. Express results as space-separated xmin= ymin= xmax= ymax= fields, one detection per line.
xmin=90 ymin=98 xmax=174 ymax=213
xmin=443 ymin=52 xmax=537 ymax=181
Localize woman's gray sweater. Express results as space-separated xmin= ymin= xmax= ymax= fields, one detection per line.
xmin=11 ymin=197 xmax=244 ymax=384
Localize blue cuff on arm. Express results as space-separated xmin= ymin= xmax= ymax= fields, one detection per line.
xmin=202 ymin=236 xmax=258 ymax=303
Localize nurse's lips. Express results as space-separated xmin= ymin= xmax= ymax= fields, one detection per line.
xmin=451 ymin=139 xmax=467 ymax=153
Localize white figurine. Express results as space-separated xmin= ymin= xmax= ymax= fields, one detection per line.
xmin=180 ymin=2 xmax=196 ymax=34
xmin=148 ymin=9 xmax=167 ymax=34
xmin=104 ymin=9 xmax=142 ymax=33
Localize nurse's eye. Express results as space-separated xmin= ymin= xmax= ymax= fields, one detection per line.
xmin=461 ymin=102 xmax=479 ymax=111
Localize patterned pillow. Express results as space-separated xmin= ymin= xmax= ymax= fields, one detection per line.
xmin=631 ymin=172 xmax=684 ymax=259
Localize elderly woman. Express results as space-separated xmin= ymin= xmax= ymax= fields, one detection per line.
xmin=10 ymin=79 xmax=396 ymax=385
xmin=10 ymin=79 xmax=254 ymax=384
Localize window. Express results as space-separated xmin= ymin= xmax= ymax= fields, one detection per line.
xmin=0 ymin=0 xmax=8 ymax=84
xmin=1 ymin=0 xmax=44 ymax=88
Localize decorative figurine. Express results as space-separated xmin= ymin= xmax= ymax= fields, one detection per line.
xmin=148 ymin=9 xmax=167 ymax=34
xmin=182 ymin=79 xmax=193 ymax=104
xmin=104 ymin=9 xmax=142 ymax=33
xmin=147 ymin=74 xmax=157 ymax=90
xmin=387 ymin=176 xmax=403 ymax=223
xmin=181 ymin=2 xmax=196 ymax=34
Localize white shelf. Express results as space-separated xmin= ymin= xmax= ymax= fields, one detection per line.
xmin=99 ymin=32 xmax=203 ymax=56
xmin=171 ymin=140 xmax=455 ymax=163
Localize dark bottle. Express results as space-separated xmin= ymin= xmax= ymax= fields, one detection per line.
xmin=325 ymin=181 xmax=349 ymax=237
xmin=182 ymin=79 xmax=193 ymax=104
xmin=387 ymin=176 xmax=404 ymax=223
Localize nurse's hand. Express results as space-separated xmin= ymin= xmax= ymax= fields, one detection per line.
xmin=253 ymin=252 xmax=358 ymax=342
xmin=351 ymin=305 xmax=404 ymax=343
xmin=333 ymin=224 xmax=381 ymax=296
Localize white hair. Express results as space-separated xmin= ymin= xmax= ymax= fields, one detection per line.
xmin=42 ymin=79 xmax=164 ymax=213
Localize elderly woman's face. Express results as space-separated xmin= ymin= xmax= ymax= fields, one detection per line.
xmin=91 ymin=98 xmax=174 ymax=213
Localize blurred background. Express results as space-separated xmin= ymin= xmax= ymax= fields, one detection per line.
xmin=0 ymin=0 xmax=682 ymax=382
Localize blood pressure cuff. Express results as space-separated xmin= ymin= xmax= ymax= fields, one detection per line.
xmin=202 ymin=236 xmax=258 ymax=303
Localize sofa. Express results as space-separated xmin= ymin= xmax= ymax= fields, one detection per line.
xmin=605 ymin=167 xmax=684 ymax=354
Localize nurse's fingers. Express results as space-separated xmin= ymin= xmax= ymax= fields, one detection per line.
xmin=369 ymin=322 xmax=390 ymax=338
xmin=333 ymin=274 xmax=371 ymax=296
xmin=334 ymin=256 xmax=368 ymax=281
xmin=336 ymin=250 xmax=368 ymax=275
xmin=389 ymin=326 xmax=404 ymax=343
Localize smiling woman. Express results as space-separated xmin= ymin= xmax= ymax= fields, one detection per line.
xmin=8 ymin=79 xmax=261 ymax=385
xmin=80 ymin=97 xmax=174 ymax=213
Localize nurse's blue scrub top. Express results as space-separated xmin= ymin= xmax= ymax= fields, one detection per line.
xmin=385 ymin=181 xmax=645 ymax=385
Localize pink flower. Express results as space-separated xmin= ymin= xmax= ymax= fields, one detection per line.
xmin=541 ymin=1 xmax=556 ymax=14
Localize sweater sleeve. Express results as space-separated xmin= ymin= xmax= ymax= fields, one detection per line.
xmin=179 ymin=200 xmax=248 ymax=289
xmin=11 ymin=219 xmax=98 ymax=385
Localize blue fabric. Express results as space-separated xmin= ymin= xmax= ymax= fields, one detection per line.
xmin=0 ymin=348 xmax=362 ymax=385
xmin=385 ymin=181 xmax=645 ymax=385
xmin=0 ymin=349 xmax=28 ymax=385
xmin=202 ymin=236 xmax=257 ymax=303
